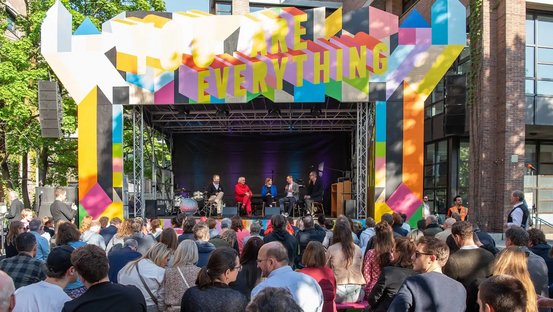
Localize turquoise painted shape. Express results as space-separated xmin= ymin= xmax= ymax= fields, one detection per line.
xmin=74 ymin=17 xmax=100 ymax=35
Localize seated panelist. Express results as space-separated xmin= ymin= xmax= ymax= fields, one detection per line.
xmin=234 ymin=177 xmax=253 ymax=217
xmin=261 ymin=178 xmax=278 ymax=207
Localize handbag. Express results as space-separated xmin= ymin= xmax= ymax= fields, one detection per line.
xmin=136 ymin=263 xmax=159 ymax=305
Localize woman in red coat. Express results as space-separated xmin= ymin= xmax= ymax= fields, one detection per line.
xmin=299 ymin=241 xmax=337 ymax=312
xmin=234 ymin=177 xmax=253 ymax=216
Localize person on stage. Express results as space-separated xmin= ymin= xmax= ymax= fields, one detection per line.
xmin=207 ymin=174 xmax=224 ymax=215
xmin=235 ymin=177 xmax=253 ymax=217
xmin=261 ymin=178 xmax=277 ymax=208
xmin=50 ymin=187 xmax=77 ymax=224
xmin=279 ymin=176 xmax=299 ymax=216
xmin=304 ymin=171 xmax=323 ymax=215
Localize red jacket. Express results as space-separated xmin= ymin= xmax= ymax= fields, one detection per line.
xmin=234 ymin=183 xmax=252 ymax=201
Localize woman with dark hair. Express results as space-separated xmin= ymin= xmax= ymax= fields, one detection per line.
xmin=263 ymin=214 xmax=297 ymax=266
xmin=299 ymin=241 xmax=337 ymax=312
xmin=362 ymin=221 xmax=394 ymax=298
xmin=392 ymin=212 xmax=408 ymax=237
xmin=56 ymin=222 xmax=88 ymax=298
xmin=178 ymin=217 xmax=196 ymax=242
xmin=231 ymin=216 xmax=250 ymax=254
xmin=328 ymin=218 xmax=365 ymax=303
xmin=367 ymin=237 xmax=417 ymax=311
xmin=230 ymin=237 xmax=263 ymax=299
xmin=181 ymin=247 xmax=248 ymax=312
xmin=4 ymin=220 xmax=24 ymax=258
xmin=159 ymin=227 xmax=179 ymax=251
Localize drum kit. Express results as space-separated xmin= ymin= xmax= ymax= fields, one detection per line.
xmin=174 ymin=188 xmax=218 ymax=216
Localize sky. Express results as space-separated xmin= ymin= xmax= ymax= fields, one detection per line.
xmin=164 ymin=0 xmax=210 ymax=12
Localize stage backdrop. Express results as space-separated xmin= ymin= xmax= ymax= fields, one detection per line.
xmin=172 ymin=133 xmax=351 ymax=212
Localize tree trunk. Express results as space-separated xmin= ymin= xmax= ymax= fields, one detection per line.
xmin=21 ymin=151 xmax=32 ymax=208
xmin=39 ymin=145 xmax=48 ymax=187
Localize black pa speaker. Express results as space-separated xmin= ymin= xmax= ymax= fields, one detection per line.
xmin=264 ymin=207 xmax=281 ymax=218
xmin=145 ymin=200 xmax=157 ymax=219
xmin=222 ymin=207 xmax=238 ymax=218
xmin=38 ymin=81 xmax=62 ymax=138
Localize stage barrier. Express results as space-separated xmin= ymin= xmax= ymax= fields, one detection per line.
xmin=40 ymin=0 xmax=466 ymax=225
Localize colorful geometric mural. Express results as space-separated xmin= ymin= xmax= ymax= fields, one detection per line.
xmin=41 ymin=0 xmax=466 ymax=220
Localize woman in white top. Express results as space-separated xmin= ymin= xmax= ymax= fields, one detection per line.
xmin=118 ymin=243 xmax=172 ymax=312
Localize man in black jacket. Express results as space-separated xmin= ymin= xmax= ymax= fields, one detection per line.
xmin=295 ymin=216 xmax=326 ymax=267
xmin=50 ymin=187 xmax=76 ymax=224
xmin=206 ymin=174 xmax=224 ymax=215
xmin=304 ymin=171 xmax=323 ymax=215
xmin=263 ymin=214 xmax=298 ymax=267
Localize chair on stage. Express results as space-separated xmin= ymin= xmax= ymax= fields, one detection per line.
xmin=311 ymin=201 xmax=324 ymax=215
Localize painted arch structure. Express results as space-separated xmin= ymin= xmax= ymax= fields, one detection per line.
xmin=41 ymin=0 xmax=466 ymax=221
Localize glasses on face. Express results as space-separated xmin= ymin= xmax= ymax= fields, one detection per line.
xmin=415 ymin=251 xmax=434 ymax=258
xmin=233 ymin=264 xmax=242 ymax=272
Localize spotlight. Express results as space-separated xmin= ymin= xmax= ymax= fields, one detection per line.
xmin=215 ymin=107 xmax=229 ymax=117
xmin=310 ymin=107 xmax=322 ymax=117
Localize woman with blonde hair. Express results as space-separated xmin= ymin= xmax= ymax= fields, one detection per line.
xmin=493 ymin=247 xmax=538 ymax=312
xmin=118 ymin=242 xmax=172 ymax=312
xmin=106 ymin=218 xmax=133 ymax=254
xmin=79 ymin=215 xmax=93 ymax=234
xmin=159 ymin=240 xmax=201 ymax=311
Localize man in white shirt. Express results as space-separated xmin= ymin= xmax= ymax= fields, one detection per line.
xmin=13 ymin=245 xmax=77 ymax=312
xmin=505 ymin=190 xmax=530 ymax=229
xmin=279 ymin=176 xmax=299 ymax=216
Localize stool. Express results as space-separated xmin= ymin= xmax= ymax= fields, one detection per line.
xmin=311 ymin=201 xmax=324 ymax=215
xmin=335 ymin=301 xmax=369 ymax=311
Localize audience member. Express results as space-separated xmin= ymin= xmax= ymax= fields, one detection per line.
xmin=328 ymin=218 xmax=365 ymax=303
xmin=81 ymin=220 xmax=106 ymax=250
xmin=478 ymin=275 xmax=527 ymax=312
xmin=407 ymin=229 xmax=424 ymax=243
xmin=392 ymin=213 xmax=408 ymax=237
xmin=131 ymin=220 xmax=156 ymax=255
xmin=19 ymin=209 xmax=33 ymax=231
xmin=252 ymin=241 xmax=323 ymax=312
xmin=159 ymin=228 xmax=178 ymax=252
xmin=231 ymin=216 xmax=250 ymax=254
xmin=13 ymin=245 xmax=76 ymax=312
xmin=106 ymin=219 xmax=133 ymax=254
xmin=473 ymin=224 xmax=498 ymax=255
xmin=207 ymin=218 xmax=219 ymax=238
xmin=0 ymin=271 xmax=15 ymax=312
xmin=423 ymin=215 xmax=442 ymax=237
xmin=4 ymin=221 xmax=24 ymax=258
xmin=181 ymin=247 xmax=248 ymax=312
xmin=493 ymin=247 xmax=538 ymax=312
xmin=435 ymin=218 xmax=456 ymax=241
xmin=400 ymin=214 xmax=411 ymax=232
xmin=246 ymin=287 xmax=303 ymax=312
xmin=62 ymin=244 xmax=146 ymax=312
xmin=368 ymin=237 xmax=416 ymax=312
xmin=149 ymin=219 xmax=163 ymax=240
xmin=296 ymin=215 xmax=326 ymax=267
xmin=230 ymin=237 xmax=264 ymax=300
xmin=416 ymin=219 xmax=426 ymax=231
xmin=170 ymin=216 xmax=183 ymax=235
xmin=388 ymin=237 xmax=466 ymax=311
xmin=299 ymin=241 xmax=337 ymax=312
xmin=0 ymin=232 xmax=46 ymax=289
xmin=243 ymin=221 xmax=262 ymax=245
xmin=107 ymin=239 xmax=141 ymax=283
xmin=263 ymin=214 xmax=298 ymax=266
xmin=287 ymin=216 xmax=300 ymax=235
xmin=443 ymin=221 xmax=495 ymax=312
xmin=505 ymin=226 xmax=549 ymax=297
xmin=159 ymin=240 xmax=200 ymax=312
xmin=28 ymin=219 xmax=50 ymax=261
xmin=118 ymin=243 xmax=171 ymax=310
xmin=42 ymin=217 xmax=55 ymax=241
xmin=318 ymin=215 xmax=334 ymax=248
xmin=359 ymin=218 xmax=375 ymax=254
xmin=80 ymin=216 xmax=93 ymax=234
xmin=193 ymin=222 xmax=216 ymax=268
xmin=363 ymin=221 xmax=394 ymax=297
xmin=55 ymin=222 xmax=87 ymax=298
xmin=99 ymin=217 xmax=120 ymax=246
xmin=179 ymin=217 xmax=196 ymax=243
xmin=528 ymin=228 xmax=553 ymax=286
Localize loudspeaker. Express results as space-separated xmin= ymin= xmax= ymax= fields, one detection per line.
xmin=38 ymin=81 xmax=62 ymax=138
xmin=345 ymin=200 xmax=356 ymax=218
xmin=265 ymin=207 xmax=280 ymax=218
xmin=145 ymin=200 xmax=157 ymax=219
xmin=222 ymin=207 xmax=238 ymax=218
xmin=444 ymin=74 xmax=467 ymax=135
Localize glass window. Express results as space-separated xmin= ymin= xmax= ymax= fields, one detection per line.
xmin=437 ymin=140 xmax=448 ymax=162
xmin=7 ymin=13 xmax=15 ymax=32
xmin=526 ymin=79 xmax=535 ymax=94
xmin=526 ymin=142 xmax=537 ymax=165
xmin=536 ymin=96 xmax=553 ymax=125
xmin=526 ymin=96 xmax=535 ymax=124
xmin=426 ymin=143 xmax=435 ymax=164
xmin=537 ymin=81 xmax=553 ymax=95
xmin=432 ymin=102 xmax=444 ymax=116
xmin=539 ymin=164 xmax=553 ymax=175
xmin=216 ymin=3 xmax=231 ymax=15
xmin=527 ymin=15 xmax=535 ymax=45
xmin=527 ymin=47 xmax=535 ymax=77
xmin=538 ymin=16 xmax=553 ymax=47
xmin=538 ymin=64 xmax=553 ymax=79
xmin=538 ymin=48 xmax=553 ymax=63
xmin=431 ymin=80 xmax=445 ymax=102
xmin=541 ymin=144 xmax=553 ymax=162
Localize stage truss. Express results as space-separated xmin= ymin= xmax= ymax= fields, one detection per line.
xmin=128 ymin=98 xmax=373 ymax=218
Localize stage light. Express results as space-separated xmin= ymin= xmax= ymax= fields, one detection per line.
xmin=216 ymin=107 xmax=229 ymax=117
xmin=310 ymin=107 xmax=322 ymax=117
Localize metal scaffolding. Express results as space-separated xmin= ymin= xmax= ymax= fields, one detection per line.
xmin=132 ymin=106 xmax=145 ymax=218
xmin=355 ymin=102 xmax=371 ymax=218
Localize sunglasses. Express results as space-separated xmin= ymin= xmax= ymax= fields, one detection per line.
xmin=415 ymin=251 xmax=434 ymax=258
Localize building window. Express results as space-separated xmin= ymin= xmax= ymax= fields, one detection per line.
xmin=6 ymin=9 xmax=16 ymax=32
xmin=215 ymin=2 xmax=231 ymax=15
xmin=526 ymin=13 xmax=553 ymax=125
xmin=424 ymin=140 xmax=448 ymax=214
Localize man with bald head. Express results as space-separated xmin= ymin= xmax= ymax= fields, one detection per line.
xmin=252 ymin=241 xmax=323 ymax=312
xmin=0 ymin=271 xmax=16 ymax=312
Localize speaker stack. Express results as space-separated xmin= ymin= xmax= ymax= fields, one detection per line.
xmin=38 ymin=80 xmax=62 ymax=138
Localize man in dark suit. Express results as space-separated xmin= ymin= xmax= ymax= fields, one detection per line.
xmin=389 ymin=237 xmax=466 ymax=312
xmin=295 ymin=215 xmax=326 ymax=267
xmin=7 ymin=191 xmax=24 ymax=220
xmin=444 ymin=221 xmax=495 ymax=312
xmin=304 ymin=171 xmax=323 ymax=215
xmin=49 ymin=187 xmax=76 ymax=224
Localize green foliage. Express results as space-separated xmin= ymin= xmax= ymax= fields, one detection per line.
xmin=0 ymin=0 xmax=166 ymax=200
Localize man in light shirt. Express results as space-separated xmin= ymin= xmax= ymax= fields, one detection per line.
xmin=279 ymin=176 xmax=299 ymax=216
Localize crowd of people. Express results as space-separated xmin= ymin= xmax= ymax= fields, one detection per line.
xmin=1 ymin=191 xmax=553 ymax=312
